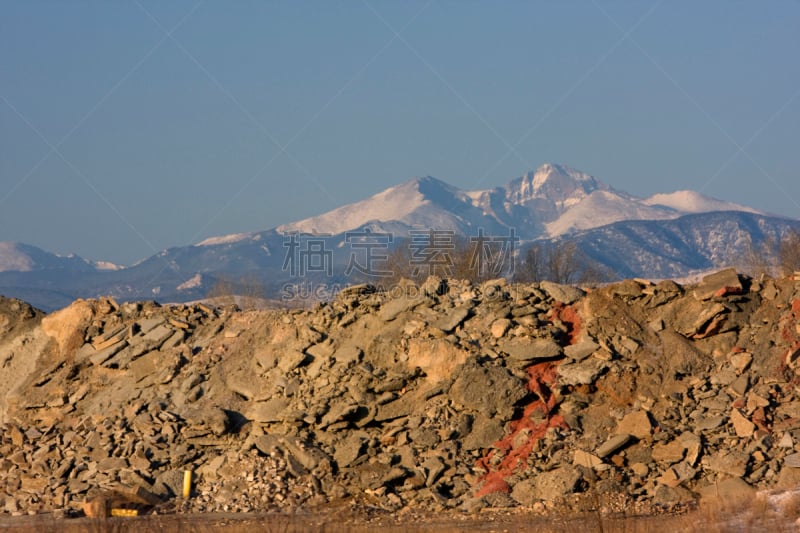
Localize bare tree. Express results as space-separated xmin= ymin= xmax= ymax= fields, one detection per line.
xmin=205 ymin=273 xmax=267 ymax=310
xmin=381 ymin=235 xmax=508 ymax=286
xmin=206 ymin=275 xmax=236 ymax=307
xmin=739 ymin=229 xmax=800 ymax=279
xmin=779 ymin=229 xmax=800 ymax=277
xmin=516 ymin=241 xmax=612 ymax=284
xmin=547 ymin=241 xmax=580 ymax=284
xmin=739 ymin=233 xmax=776 ymax=278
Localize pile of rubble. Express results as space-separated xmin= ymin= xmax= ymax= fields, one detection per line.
xmin=1 ymin=268 xmax=800 ymax=518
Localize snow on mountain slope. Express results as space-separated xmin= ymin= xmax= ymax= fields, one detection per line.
xmin=0 ymin=242 xmax=34 ymax=272
xmin=204 ymin=163 xmax=766 ymax=247
xmin=644 ymin=190 xmax=761 ymax=214
xmin=92 ymin=261 xmax=124 ymax=271
xmin=545 ymin=189 xmax=678 ymax=236
xmin=0 ymin=242 xmax=100 ymax=273
xmin=196 ymin=232 xmax=257 ymax=247
xmin=276 ymin=176 xmax=494 ymax=236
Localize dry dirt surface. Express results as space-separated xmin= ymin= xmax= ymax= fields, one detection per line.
xmin=1 ymin=269 xmax=800 ymax=530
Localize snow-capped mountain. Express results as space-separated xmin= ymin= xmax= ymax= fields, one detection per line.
xmin=0 ymin=242 xmax=111 ymax=273
xmin=0 ymin=163 xmax=794 ymax=312
xmin=277 ymin=163 xmax=758 ymax=241
xmin=277 ymin=175 xmax=505 ymax=237
xmin=643 ymin=190 xmax=760 ymax=214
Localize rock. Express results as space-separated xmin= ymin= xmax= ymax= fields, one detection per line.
xmin=730 ymin=352 xmax=753 ymax=374
xmin=141 ymin=324 xmax=174 ymax=347
xmin=450 ymin=359 xmax=526 ymax=421
xmin=631 ymin=462 xmax=649 ymax=477
xmin=379 ymin=296 xmax=424 ymax=322
xmin=685 ymin=302 xmax=728 ymax=337
xmin=610 ymin=279 xmax=645 ymax=298
xmin=696 ymin=414 xmax=727 ymax=431
xmin=421 ymin=456 xmax=446 ymax=487
xmin=246 ymin=398 xmax=290 ymax=423
xmin=333 ymin=345 xmax=363 ymax=366
xmin=88 ymin=339 xmax=128 ymax=366
xmin=783 ymin=453 xmax=800 ymax=468
xmin=205 ymin=407 xmax=230 ymax=436
xmin=41 ymin=299 xmax=95 ymax=356
xmin=730 ymin=409 xmax=756 ymax=438
xmin=728 ymin=374 xmax=750 ymax=397
xmin=538 ymin=281 xmax=585 ymax=304
xmin=490 ymin=319 xmax=512 ymax=339
xmin=652 ymin=440 xmax=686 ymax=464
xmin=420 ymin=276 xmax=447 ymax=297
xmin=511 ymin=466 xmax=581 ymax=504
xmin=697 ymin=477 xmax=755 ymax=501
xmin=558 ymin=358 xmax=607 ymax=385
xmin=462 ymin=414 xmax=504 ymax=451
xmin=137 ymin=317 xmax=166 ymax=334
xmin=694 ymin=268 xmax=742 ymax=300
xmin=652 ymin=485 xmax=695 ymax=505
xmin=320 ymin=402 xmax=360 ymax=429
xmin=678 ymin=432 xmax=702 ymax=465
xmin=277 ymin=350 xmax=309 ymax=372
xmin=616 ymin=410 xmax=653 ymax=440
xmin=573 ymin=450 xmax=603 ymax=469
xmin=704 ymin=450 xmax=750 ymax=478
xmin=338 ymin=284 xmax=376 ymax=298
xmin=595 ymin=434 xmax=632 ymax=458
xmin=406 ymin=338 xmax=469 ymax=383
xmin=656 ymin=467 xmax=681 ymax=488
xmin=92 ymin=324 xmax=128 ymax=350
xmin=497 ymin=337 xmax=563 ymax=365
xmin=432 ymin=306 xmax=471 ymax=333
xmin=563 ymin=339 xmax=599 ymax=362
xmin=305 ymin=340 xmax=335 ymax=359
xmin=334 ymin=433 xmax=366 ymax=469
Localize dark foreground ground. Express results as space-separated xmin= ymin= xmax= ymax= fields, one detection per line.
xmin=0 ymin=496 xmax=798 ymax=533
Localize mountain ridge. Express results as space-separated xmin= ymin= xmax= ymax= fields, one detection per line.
xmin=0 ymin=164 xmax=795 ymax=312
xmin=275 ymin=163 xmax=759 ymax=244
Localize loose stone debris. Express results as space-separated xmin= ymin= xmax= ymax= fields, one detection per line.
xmin=1 ymin=268 xmax=800 ymax=519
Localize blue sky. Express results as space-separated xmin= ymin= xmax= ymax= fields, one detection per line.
xmin=1 ymin=1 xmax=799 ymax=265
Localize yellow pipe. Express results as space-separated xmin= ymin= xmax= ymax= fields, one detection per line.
xmin=183 ymin=470 xmax=192 ymax=498
xmin=111 ymin=508 xmax=138 ymax=517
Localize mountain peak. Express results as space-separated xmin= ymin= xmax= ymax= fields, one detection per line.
xmin=506 ymin=163 xmax=604 ymax=206
xmin=399 ymin=175 xmax=455 ymax=192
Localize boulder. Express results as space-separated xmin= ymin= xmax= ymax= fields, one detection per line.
xmin=511 ymin=466 xmax=582 ymax=504
xmin=539 ymin=281 xmax=585 ymax=304
xmin=450 ymin=359 xmax=526 ymax=420
xmin=694 ymin=268 xmax=743 ymax=300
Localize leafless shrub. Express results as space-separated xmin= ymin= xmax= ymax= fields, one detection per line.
xmin=740 ymin=229 xmax=800 ymax=279
xmin=515 ymin=241 xmax=613 ymax=285
xmin=205 ymin=273 xmax=267 ymax=310
xmin=381 ymin=235 xmax=513 ymax=285
xmin=778 ymin=229 xmax=800 ymax=277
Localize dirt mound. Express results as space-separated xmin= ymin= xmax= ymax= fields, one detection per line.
xmin=0 ymin=297 xmax=47 ymax=424
xmin=2 ymin=270 xmax=800 ymax=519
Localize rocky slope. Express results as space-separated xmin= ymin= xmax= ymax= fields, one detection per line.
xmin=1 ymin=270 xmax=800 ymax=519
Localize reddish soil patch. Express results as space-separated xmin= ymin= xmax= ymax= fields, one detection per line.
xmin=474 ymin=305 xmax=580 ymax=497
xmin=550 ymin=303 xmax=582 ymax=345
xmin=776 ymin=299 xmax=800 ymax=387
xmin=780 ymin=299 xmax=800 ymax=369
